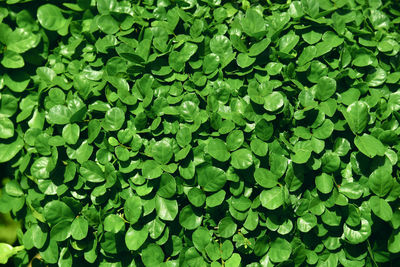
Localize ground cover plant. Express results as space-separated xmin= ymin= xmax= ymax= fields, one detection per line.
xmin=1 ymin=0 xmax=400 ymax=266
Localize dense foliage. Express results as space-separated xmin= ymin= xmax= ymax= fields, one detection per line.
xmin=2 ymin=0 xmax=400 ymax=266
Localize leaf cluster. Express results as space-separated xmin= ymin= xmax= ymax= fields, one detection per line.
xmin=1 ymin=0 xmax=400 ymax=266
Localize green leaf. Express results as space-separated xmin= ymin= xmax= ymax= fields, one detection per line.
xmin=302 ymin=30 xmax=322 ymax=44
xmin=3 ymin=71 xmax=30 ymax=93
xmin=30 ymin=157 xmax=52 ymax=179
xmin=97 ymin=14 xmax=119 ymax=34
xmin=1 ymin=50 xmax=24 ymax=69
xmin=47 ymin=105 xmax=71 ymax=125
xmin=152 ymin=139 xmax=173 ymax=164
xmin=125 ymin=225 xmax=148 ymax=251
xmin=291 ymin=141 xmax=312 ymax=164
xmin=62 ymin=124 xmax=80 ymax=145
xmin=268 ymin=238 xmax=292 ymax=262
xmin=343 ymin=218 xmax=371 ymax=244
xmin=313 ymin=119 xmax=334 ymax=140
xmin=264 ymin=92 xmax=284 ymax=112
xmin=315 ymin=76 xmax=336 ymax=101
xmin=226 ymin=130 xmax=244 ymax=151
xmin=124 ymin=196 xmax=142 ymax=224
xmin=103 ymin=107 xmax=125 ymax=131
xmin=241 ymin=8 xmax=266 ymax=38
xmin=237 ymin=53 xmax=255 ymax=68
xmin=0 ymin=117 xmax=14 ymax=139
xmin=155 ymin=196 xmax=178 ymax=221
xmin=297 ymin=213 xmax=317 ymax=232
xmin=218 ymin=217 xmax=237 ymax=238
xmin=343 ymin=101 xmax=369 ymax=134
xmin=260 ymin=187 xmax=284 ymax=210
xmin=353 ymin=52 xmax=374 ymax=67
xmin=142 ymin=160 xmax=163 ymax=179
xmin=141 ymin=244 xmax=164 ymax=267
xmin=80 ymin=161 xmax=105 ymax=183
xmin=255 ymin=119 xmax=274 ymax=141
xmin=354 ymin=134 xmax=386 ymax=158
xmin=231 ymin=149 xmax=253 ymax=169
xmin=179 ymin=205 xmax=202 ymax=230
xmin=248 ymin=38 xmax=270 ymax=56
xmin=388 ymin=230 xmax=400 ymax=253
xmin=37 ymin=4 xmax=66 ymax=31
xmin=50 ymin=221 xmax=71 ymax=241
xmin=0 ymin=243 xmax=24 ymax=264
xmin=250 ymin=139 xmax=268 ymax=156
xmin=206 ymin=190 xmax=226 ymax=208
xmin=279 ymin=31 xmax=300 ymax=54
xmin=210 ymin=35 xmax=232 ymax=57
xmin=104 ymin=214 xmax=125 ymax=233
xmin=203 ymin=53 xmax=220 ymax=74
xmin=369 ymin=196 xmax=392 ymax=222
xmin=369 ymin=166 xmax=393 ymax=197
xmin=192 ymin=227 xmax=212 ymax=252
xmin=188 ymin=188 xmax=206 ymax=207
xmin=315 ymin=173 xmax=333 ymax=194
xmin=254 ymin=168 xmax=279 ymax=188
xmin=157 ymin=173 xmax=176 ymax=198
xmin=207 ymin=138 xmax=230 ymax=162
xmin=71 ymin=217 xmax=88 ymax=240
xmin=197 ymin=165 xmax=227 ymax=192
xmin=43 ymin=200 xmax=75 ymax=226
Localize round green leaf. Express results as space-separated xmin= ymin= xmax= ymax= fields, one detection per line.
xmin=237 ymin=53 xmax=255 ymax=68
xmin=343 ymin=101 xmax=369 ymax=134
xmin=155 ymin=196 xmax=178 ymax=221
xmin=388 ymin=230 xmax=400 ymax=253
xmin=369 ymin=196 xmax=393 ymax=222
xmin=0 ymin=136 xmax=24 ymax=163
xmin=264 ymin=92 xmax=284 ymax=112
xmin=37 ymin=4 xmax=66 ymax=31
xmin=188 ymin=188 xmax=206 ymax=207
xmin=1 ymin=50 xmax=24 ymax=69
xmin=97 ymin=14 xmax=119 ymax=34
xmin=260 ymin=187 xmax=284 ymax=210
xmin=152 ymin=139 xmax=173 ymax=164
xmin=47 ymin=105 xmax=71 ymax=125
xmin=254 ymin=168 xmax=278 ymax=188
xmin=197 ymin=165 xmax=227 ymax=192
xmin=315 ymin=173 xmax=334 ymax=194
xmin=0 ymin=117 xmax=14 ymax=139
xmin=354 ymin=134 xmax=386 ymax=158
xmin=368 ymin=166 xmax=393 ymax=197
xmin=71 ymin=217 xmax=88 ymax=240
xmin=343 ymin=218 xmax=371 ymax=244
xmin=43 ymin=200 xmax=75 ymax=226
xmin=104 ymin=214 xmax=125 ymax=233
xmin=207 ymin=138 xmax=230 ymax=162
xmin=297 ymin=213 xmax=317 ymax=232
xmin=231 ymin=149 xmax=253 ymax=169
xmin=142 ymin=160 xmax=163 ymax=179
xmin=125 ymin=225 xmax=148 ymax=251
xmin=315 ymin=76 xmax=336 ymax=101
xmin=268 ymin=238 xmax=292 ymax=263
xmin=226 ymin=130 xmax=244 ymax=151
xmin=124 ymin=196 xmax=142 ymax=224
xmin=179 ymin=205 xmax=202 ymax=230
xmin=141 ymin=244 xmax=164 ymax=267
xmin=218 ymin=217 xmax=237 ymax=238
xmin=192 ymin=227 xmax=212 ymax=252
xmin=157 ymin=173 xmax=176 ymax=198
xmin=62 ymin=124 xmax=80 ymax=145
xmin=255 ymin=119 xmax=274 ymax=141
xmin=103 ymin=107 xmax=125 ymax=131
